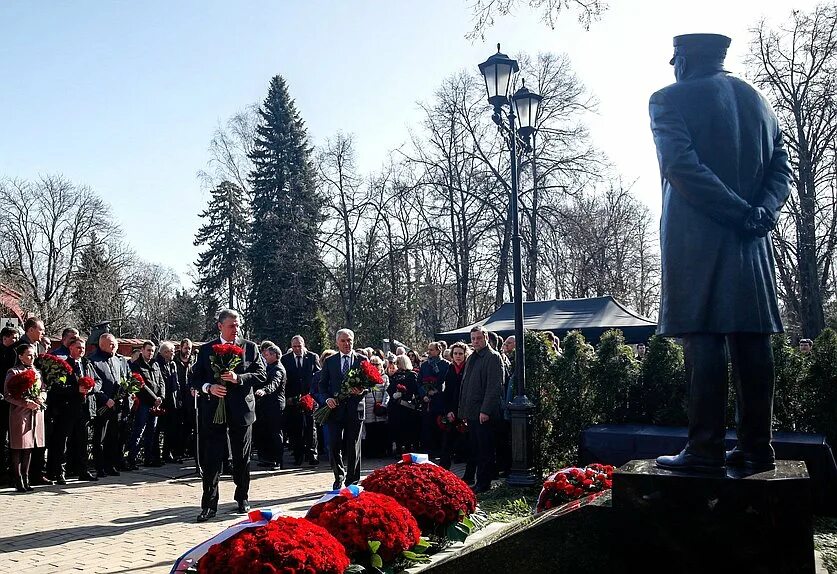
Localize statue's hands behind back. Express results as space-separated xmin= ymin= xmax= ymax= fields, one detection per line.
xmin=743 ymin=206 xmax=776 ymax=238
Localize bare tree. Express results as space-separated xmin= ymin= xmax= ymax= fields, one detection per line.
xmin=0 ymin=175 xmax=113 ymax=330
xmin=467 ymin=0 xmax=607 ymax=40
xmin=198 ymin=104 xmax=259 ymax=194
xmin=746 ymin=5 xmax=837 ymax=337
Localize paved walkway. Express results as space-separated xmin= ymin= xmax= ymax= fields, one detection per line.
xmin=0 ymin=457 xmax=459 ymax=574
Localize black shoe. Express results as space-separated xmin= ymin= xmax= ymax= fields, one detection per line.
xmin=471 ymin=484 xmax=491 ymax=494
xmin=125 ymin=462 xmax=139 ymax=471
xmin=30 ymin=475 xmax=54 ymax=486
xmin=462 ymin=475 xmax=476 ymax=486
xmin=105 ymin=467 xmax=121 ymax=476
xmin=145 ymin=461 xmax=163 ymax=468
xmin=55 ymin=475 xmax=67 ymax=485
xmin=656 ymin=450 xmax=726 ymax=476
xmin=78 ymin=472 xmax=98 ymax=482
xmin=332 ymin=481 xmax=343 ymax=490
xmin=23 ymin=477 xmax=34 ymax=491
xmin=271 ymin=464 xmax=285 ymax=471
xmin=96 ymin=468 xmax=108 ymax=478
xmin=725 ymin=448 xmax=776 ymax=472
xmin=257 ymin=461 xmax=275 ymax=468
xmin=308 ymin=458 xmax=320 ymax=467
xmin=236 ymin=500 xmax=250 ymax=513
xmin=14 ymin=478 xmax=26 ymax=493
xmin=196 ymin=509 xmax=216 ymax=522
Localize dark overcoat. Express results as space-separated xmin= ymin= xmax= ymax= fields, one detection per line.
xmin=649 ymin=71 xmax=793 ymax=336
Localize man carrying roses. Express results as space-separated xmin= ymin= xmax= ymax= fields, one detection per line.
xmin=191 ymin=309 xmax=266 ymax=522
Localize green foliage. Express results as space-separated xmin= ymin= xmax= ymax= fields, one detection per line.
xmin=193 ymin=180 xmax=251 ymax=312
xmin=309 ymin=309 xmax=331 ymax=354
xmin=803 ymin=328 xmax=837 ymax=444
xmin=521 ymin=331 xmax=560 ymax=476
xmin=548 ymin=330 xmax=596 ymax=467
xmin=591 ymin=329 xmax=641 ymax=424
xmin=167 ymin=289 xmax=206 ymax=341
xmin=247 ymin=75 xmax=323 ymax=345
xmin=771 ymin=334 xmax=808 ymax=431
xmin=639 ymin=335 xmax=687 ymax=426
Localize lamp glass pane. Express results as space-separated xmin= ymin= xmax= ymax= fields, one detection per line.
xmin=482 ymin=64 xmax=498 ymax=99
xmin=496 ymin=62 xmax=512 ymax=99
xmin=515 ymin=96 xmax=532 ymax=128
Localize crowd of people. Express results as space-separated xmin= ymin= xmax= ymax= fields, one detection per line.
xmin=0 ymin=311 xmax=557 ymax=518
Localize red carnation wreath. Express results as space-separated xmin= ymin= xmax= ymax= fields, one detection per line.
xmin=535 ymin=463 xmax=615 ymax=512
xmin=308 ymin=490 xmax=421 ymax=565
xmin=361 ymin=460 xmax=476 ymax=532
xmin=196 ymin=516 xmax=350 ymax=574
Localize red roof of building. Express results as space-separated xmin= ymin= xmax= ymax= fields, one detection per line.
xmin=0 ymin=284 xmax=25 ymax=321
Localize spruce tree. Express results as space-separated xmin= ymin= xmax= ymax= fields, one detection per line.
xmin=193 ymin=180 xmax=251 ymax=312
xmin=71 ymin=234 xmax=124 ymax=335
xmin=247 ymin=75 xmax=322 ymax=344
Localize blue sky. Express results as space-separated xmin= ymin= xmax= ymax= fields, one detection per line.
xmin=0 ymin=0 xmax=816 ymax=285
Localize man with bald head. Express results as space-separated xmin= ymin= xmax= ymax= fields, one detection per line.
xmin=90 ymin=332 xmax=131 ymax=477
xmin=280 ymin=335 xmax=321 ymax=466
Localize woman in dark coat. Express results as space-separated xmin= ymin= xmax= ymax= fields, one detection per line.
xmin=439 ymin=341 xmax=474 ymax=482
xmin=386 ymin=355 xmax=420 ymax=456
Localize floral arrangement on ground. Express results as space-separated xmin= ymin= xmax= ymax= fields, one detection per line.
xmin=307 ymin=489 xmax=428 ymax=569
xmin=195 ymin=515 xmax=350 ymax=574
xmin=535 ymin=463 xmax=615 ymax=513
xmin=361 ymin=456 xmax=480 ymax=541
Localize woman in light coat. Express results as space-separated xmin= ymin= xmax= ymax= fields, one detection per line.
xmin=5 ymin=343 xmax=46 ymax=493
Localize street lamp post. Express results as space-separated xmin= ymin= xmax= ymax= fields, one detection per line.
xmin=478 ymin=45 xmax=542 ymax=487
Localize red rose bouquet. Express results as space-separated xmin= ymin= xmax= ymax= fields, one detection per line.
xmin=6 ymin=369 xmax=41 ymax=404
xmin=298 ymin=393 xmax=317 ymax=414
xmin=535 ymin=463 xmax=615 ymax=512
xmin=196 ymin=516 xmax=350 ymax=574
xmin=308 ymin=490 xmax=422 ymax=567
xmin=99 ymin=372 xmax=144 ymax=416
xmin=209 ymin=343 xmax=244 ymax=424
xmin=34 ymin=354 xmax=72 ymax=390
xmin=78 ymin=376 xmax=95 ymax=395
xmin=362 ymin=458 xmax=477 ymax=533
xmin=313 ymin=360 xmax=383 ymax=425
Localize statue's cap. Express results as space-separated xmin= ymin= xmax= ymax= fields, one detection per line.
xmin=669 ymin=33 xmax=731 ymax=65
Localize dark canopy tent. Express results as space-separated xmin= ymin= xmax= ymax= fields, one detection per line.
xmin=436 ymin=296 xmax=657 ymax=345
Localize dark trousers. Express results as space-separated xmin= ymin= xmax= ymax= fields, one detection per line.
xmin=363 ymin=422 xmax=389 ymax=459
xmin=162 ymin=407 xmax=185 ymax=460
xmin=67 ymin=416 xmax=92 ymax=475
xmin=47 ymin=410 xmax=79 ymax=478
xmin=93 ymin=408 xmax=121 ymax=470
xmin=201 ymin=422 xmax=252 ymax=511
xmin=287 ymin=406 xmax=317 ymax=461
xmin=327 ymin=416 xmax=363 ymax=488
xmin=682 ymin=333 xmax=775 ymax=461
xmin=0 ymin=402 xmax=9 ymax=482
xmin=441 ymin=429 xmax=474 ymax=479
xmin=420 ymin=411 xmax=442 ymax=457
xmin=264 ymin=404 xmax=284 ymax=465
xmin=127 ymin=404 xmax=158 ymax=464
xmin=468 ymin=418 xmax=495 ymax=489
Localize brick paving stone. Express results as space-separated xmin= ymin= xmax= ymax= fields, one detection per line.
xmin=0 ymin=457 xmax=466 ymax=574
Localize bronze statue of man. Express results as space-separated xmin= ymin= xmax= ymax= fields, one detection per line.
xmin=649 ymin=34 xmax=792 ymax=475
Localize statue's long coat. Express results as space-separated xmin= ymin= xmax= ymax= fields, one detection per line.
xmin=649 ymin=72 xmax=792 ymax=336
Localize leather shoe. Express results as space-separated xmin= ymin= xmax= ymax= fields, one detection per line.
xmin=125 ymin=462 xmax=139 ymax=471
xmin=196 ymin=509 xmax=216 ymax=522
xmin=55 ymin=475 xmax=67 ymax=485
xmin=332 ymin=481 xmax=344 ymax=490
xmin=236 ymin=500 xmax=250 ymax=513
xmin=96 ymin=468 xmax=108 ymax=478
xmin=656 ymin=450 xmax=725 ymax=476
xmin=78 ymin=472 xmax=98 ymax=482
xmin=105 ymin=467 xmax=121 ymax=476
xmin=725 ymin=448 xmax=775 ymax=472
xmin=471 ymin=484 xmax=490 ymax=494
xmin=308 ymin=458 xmax=320 ymax=467
xmin=30 ymin=475 xmax=54 ymax=486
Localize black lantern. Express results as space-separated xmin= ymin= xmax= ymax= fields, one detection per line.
xmin=478 ymin=43 xmax=520 ymax=109
xmin=513 ymin=80 xmax=543 ymax=139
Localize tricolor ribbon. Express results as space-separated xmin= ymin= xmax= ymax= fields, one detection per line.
xmin=306 ymin=484 xmax=364 ymax=518
xmin=169 ymin=508 xmax=283 ymax=573
xmin=400 ymin=452 xmax=435 ymax=465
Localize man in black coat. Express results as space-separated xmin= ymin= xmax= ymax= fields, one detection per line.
xmin=650 ymin=34 xmax=792 ymax=474
xmin=191 ymin=309 xmax=266 ymax=522
xmin=46 ymin=335 xmax=97 ymax=483
xmin=0 ymin=326 xmax=20 ymax=485
xmin=256 ymin=343 xmax=287 ymax=470
xmin=126 ymin=341 xmax=165 ymax=469
xmin=90 ymin=333 xmax=131 ymax=477
xmin=280 ymin=335 xmax=320 ymax=465
xmin=156 ymin=342 xmax=183 ymax=463
xmin=318 ymin=328 xmax=367 ymax=489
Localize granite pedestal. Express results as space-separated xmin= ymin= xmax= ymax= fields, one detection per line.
xmin=612 ymin=459 xmax=815 ymax=573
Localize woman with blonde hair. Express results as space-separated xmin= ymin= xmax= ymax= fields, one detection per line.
xmin=387 ymin=354 xmax=419 ymax=456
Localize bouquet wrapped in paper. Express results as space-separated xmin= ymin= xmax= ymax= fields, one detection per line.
xmin=313 ymin=360 xmax=383 ymax=425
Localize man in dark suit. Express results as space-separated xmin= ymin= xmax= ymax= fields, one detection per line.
xmin=90 ymin=333 xmax=131 ymax=478
xmin=126 ymin=341 xmax=165 ymax=470
xmin=650 ymin=34 xmax=792 ymax=474
xmin=318 ymin=328 xmax=367 ymax=489
xmin=191 ymin=309 xmax=266 ymax=522
xmin=280 ymin=335 xmax=320 ymax=466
